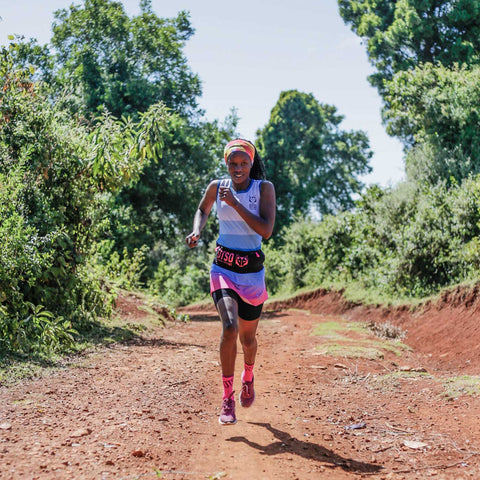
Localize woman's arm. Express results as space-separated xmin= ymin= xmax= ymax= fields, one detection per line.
xmin=219 ymin=181 xmax=276 ymax=240
xmin=185 ymin=180 xmax=218 ymax=248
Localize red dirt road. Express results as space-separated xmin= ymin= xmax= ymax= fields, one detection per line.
xmin=1 ymin=289 xmax=480 ymax=479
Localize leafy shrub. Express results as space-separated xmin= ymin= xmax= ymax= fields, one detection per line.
xmin=0 ymin=43 xmax=168 ymax=354
xmin=91 ymin=240 xmax=150 ymax=290
xmin=150 ymin=259 xmax=210 ymax=306
xmin=263 ymin=174 xmax=480 ymax=301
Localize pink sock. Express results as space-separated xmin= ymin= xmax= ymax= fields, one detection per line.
xmin=222 ymin=375 xmax=234 ymax=399
xmin=242 ymin=363 xmax=254 ymax=382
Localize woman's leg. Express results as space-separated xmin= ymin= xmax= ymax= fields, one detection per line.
xmin=215 ymin=294 xmax=239 ymax=377
xmin=238 ymin=317 xmax=260 ymax=366
xmin=238 ymin=316 xmax=260 ymax=408
xmin=213 ymin=291 xmax=240 ymax=424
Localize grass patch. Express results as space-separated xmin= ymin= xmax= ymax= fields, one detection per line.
xmin=380 ymin=370 xmax=432 ymax=380
xmin=317 ymin=279 xmax=419 ymax=308
xmin=0 ymin=357 xmax=60 ymax=387
xmin=443 ymin=375 xmax=480 ymax=399
xmin=306 ymin=276 xmax=480 ymax=312
xmin=367 ymin=320 xmax=406 ymax=340
xmin=266 ymin=285 xmax=321 ymax=305
xmin=313 ymin=320 xmax=367 ymax=337
xmin=320 ymin=344 xmax=385 ymax=360
xmin=313 ymin=319 xmax=410 ymax=359
xmin=375 ymin=340 xmax=412 ymax=356
xmin=0 ymin=321 xmax=138 ymax=386
xmin=0 ymin=320 xmax=136 ymax=387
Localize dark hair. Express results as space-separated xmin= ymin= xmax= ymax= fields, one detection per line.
xmin=244 ymin=139 xmax=266 ymax=180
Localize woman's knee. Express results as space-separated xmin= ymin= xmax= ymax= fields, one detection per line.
xmin=221 ymin=318 xmax=238 ymax=340
xmin=239 ymin=331 xmax=256 ymax=348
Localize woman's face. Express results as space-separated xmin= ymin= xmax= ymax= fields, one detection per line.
xmin=227 ymin=152 xmax=252 ymax=186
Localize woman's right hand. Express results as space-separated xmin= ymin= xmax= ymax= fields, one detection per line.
xmin=185 ymin=232 xmax=200 ymax=248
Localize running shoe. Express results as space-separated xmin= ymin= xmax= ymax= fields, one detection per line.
xmin=218 ymin=392 xmax=237 ymax=425
xmin=239 ymin=377 xmax=255 ymax=408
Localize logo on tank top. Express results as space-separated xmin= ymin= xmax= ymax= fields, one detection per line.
xmin=249 ymin=194 xmax=257 ymax=210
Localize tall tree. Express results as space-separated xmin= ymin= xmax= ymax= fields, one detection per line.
xmin=111 ymin=112 xmax=238 ymax=256
xmin=17 ymin=0 xmax=201 ymax=118
xmin=13 ymin=0 xmax=235 ymax=259
xmin=0 ymin=42 xmax=168 ymax=352
xmin=384 ymin=63 xmax=480 ymax=184
xmin=338 ymin=0 xmax=480 ymax=94
xmin=257 ymin=90 xmax=372 ymax=232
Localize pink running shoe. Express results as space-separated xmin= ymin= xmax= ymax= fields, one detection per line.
xmin=239 ymin=377 xmax=255 ymax=408
xmin=218 ymin=392 xmax=237 ymax=425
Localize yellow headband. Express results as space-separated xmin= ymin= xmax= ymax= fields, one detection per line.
xmin=224 ymin=139 xmax=255 ymax=164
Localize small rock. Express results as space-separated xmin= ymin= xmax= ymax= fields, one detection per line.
xmin=399 ymin=366 xmax=412 ymax=372
xmin=0 ymin=423 xmax=12 ymax=430
xmin=411 ymin=367 xmax=427 ymax=373
xmin=404 ymin=440 xmax=428 ymax=449
xmin=132 ymin=449 xmax=145 ymax=457
xmin=334 ymin=363 xmax=348 ymax=369
xmin=70 ymin=428 xmax=92 ymax=438
xmin=345 ymin=422 xmax=367 ymax=430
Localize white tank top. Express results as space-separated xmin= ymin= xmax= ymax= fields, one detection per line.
xmin=216 ymin=178 xmax=263 ymax=251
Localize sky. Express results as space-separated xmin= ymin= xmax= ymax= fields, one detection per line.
xmin=0 ymin=0 xmax=406 ymax=187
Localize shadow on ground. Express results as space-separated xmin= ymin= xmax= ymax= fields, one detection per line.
xmin=128 ymin=336 xmax=207 ymax=350
xmin=227 ymin=422 xmax=383 ymax=474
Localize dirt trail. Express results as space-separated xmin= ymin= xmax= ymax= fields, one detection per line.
xmin=1 ymin=291 xmax=480 ymax=479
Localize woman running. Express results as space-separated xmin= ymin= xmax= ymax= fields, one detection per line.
xmin=186 ymin=138 xmax=276 ymax=425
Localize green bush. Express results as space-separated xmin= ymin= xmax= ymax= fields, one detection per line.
xmin=263 ymin=174 xmax=480 ymax=301
xmin=150 ymin=259 xmax=210 ymax=306
xmin=0 ymin=43 xmax=168 ymax=355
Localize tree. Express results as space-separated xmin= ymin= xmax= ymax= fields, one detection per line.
xmin=338 ymin=0 xmax=480 ymax=95
xmin=111 ymin=111 xmax=238 ymax=256
xmin=384 ymin=63 xmax=480 ymax=149
xmin=0 ymin=42 xmax=168 ymax=353
xmin=17 ymin=0 xmax=201 ymax=118
xmin=256 ymin=90 xmax=372 ymax=232
xmin=12 ymin=0 xmax=236 ymax=266
xmin=383 ymin=62 xmax=480 ymax=184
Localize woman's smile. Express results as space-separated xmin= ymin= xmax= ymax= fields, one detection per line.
xmin=227 ymin=152 xmax=252 ymax=189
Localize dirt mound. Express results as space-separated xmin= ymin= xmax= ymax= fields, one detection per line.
xmin=265 ymin=285 xmax=480 ymax=373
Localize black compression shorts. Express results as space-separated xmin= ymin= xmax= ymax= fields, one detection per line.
xmin=212 ymin=288 xmax=263 ymax=321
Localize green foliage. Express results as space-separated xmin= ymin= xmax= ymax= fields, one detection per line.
xmin=90 ymin=103 xmax=169 ymax=191
xmin=111 ymin=111 xmax=236 ymax=256
xmin=266 ymin=176 xmax=480 ymax=301
xmin=13 ymin=0 xmax=237 ymax=285
xmin=0 ymin=303 xmax=77 ymax=355
xmin=257 ymin=90 xmax=372 ymax=232
xmin=338 ymin=0 xmax=480 ymax=93
xmin=339 ymin=1 xmax=480 ymax=186
xmin=384 ymin=63 xmax=480 ymax=184
xmin=263 ymin=239 xmax=288 ymax=295
xmin=90 ymin=241 xmax=150 ymax=290
xmin=20 ymin=0 xmax=201 ymax=118
xmin=149 ymin=251 xmax=211 ymax=307
xmin=403 ymin=142 xmax=474 ymax=187
xmin=0 ymin=42 xmax=169 ymax=354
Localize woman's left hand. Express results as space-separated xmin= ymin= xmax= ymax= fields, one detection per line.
xmin=219 ymin=186 xmax=238 ymax=208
